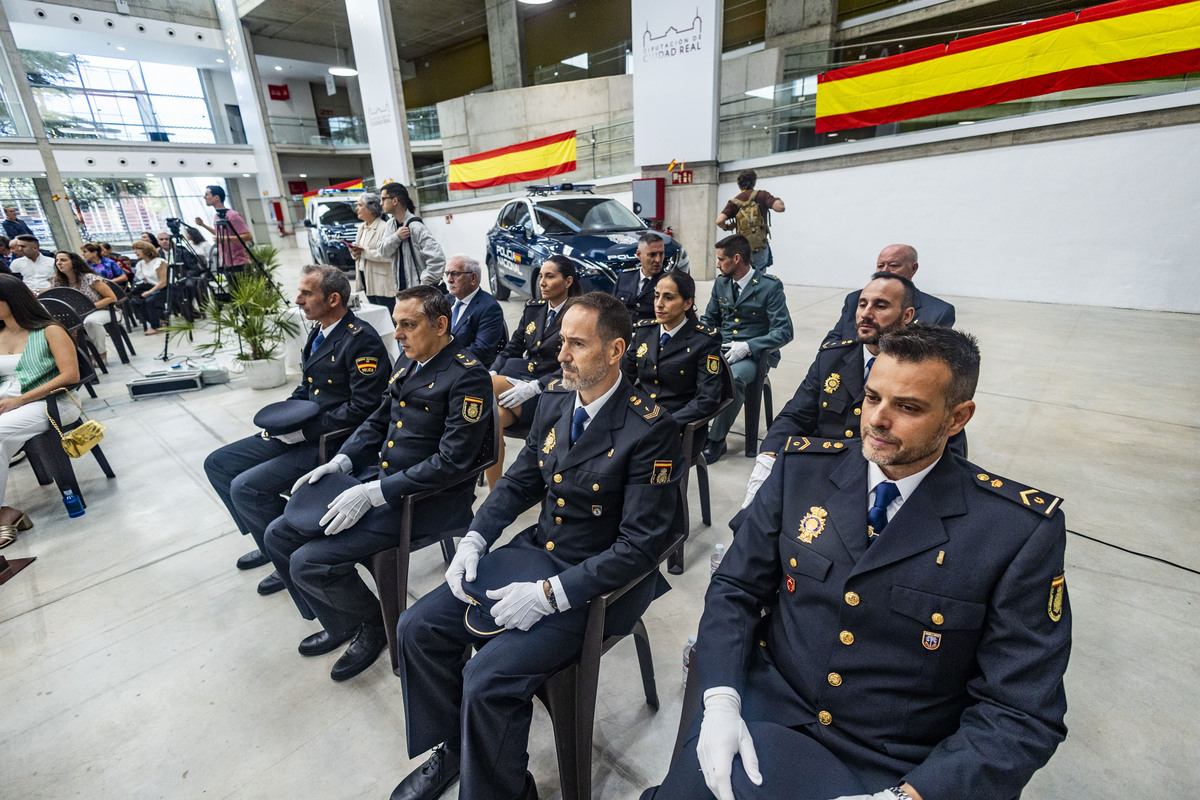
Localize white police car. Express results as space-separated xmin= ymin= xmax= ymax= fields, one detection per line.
xmin=485 ymin=184 xmax=688 ymax=300
xmin=303 ymin=190 xmax=361 ymax=270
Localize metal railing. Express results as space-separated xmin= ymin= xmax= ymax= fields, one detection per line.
xmin=30 ymin=85 xmax=217 ymax=144
xmin=270 ymin=115 xmax=368 ymax=148
xmin=407 ymin=105 xmax=440 ymax=142
xmin=531 ymin=41 xmax=631 ymax=87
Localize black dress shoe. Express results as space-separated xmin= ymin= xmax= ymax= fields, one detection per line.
xmin=330 ymin=622 xmax=387 ymax=682
xmin=257 ymin=570 xmax=285 ymax=596
xmin=702 ymin=439 xmax=727 ymax=465
xmin=236 ymin=549 xmax=270 ymax=570
xmin=298 ymin=627 xmax=354 ymax=657
xmin=389 ymin=743 xmax=460 ymax=800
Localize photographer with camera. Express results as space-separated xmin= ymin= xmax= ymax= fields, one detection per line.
xmin=194 ymin=185 xmax=252 ymax=273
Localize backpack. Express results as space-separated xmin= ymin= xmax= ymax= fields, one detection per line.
xmin=733 ymin=195 xmax=769 ymax=253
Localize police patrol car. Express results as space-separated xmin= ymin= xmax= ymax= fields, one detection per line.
xmin=485 ymin=184 xmax=688 ymax=300
xmin=302 ymin=188 xmax=363 ymax=270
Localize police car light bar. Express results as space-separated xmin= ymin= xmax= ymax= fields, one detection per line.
xmin=317 ymin=187 xmax=365 ymax=196
xmin=526 ymin=183 xmax=595 ymax=197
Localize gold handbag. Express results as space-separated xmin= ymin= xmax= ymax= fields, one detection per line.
xmin=46 ymin=389 xmax=105 ymax=458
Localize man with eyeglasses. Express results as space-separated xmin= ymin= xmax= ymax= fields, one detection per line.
xmin=444 ymin=253 xmax=506 ymax=362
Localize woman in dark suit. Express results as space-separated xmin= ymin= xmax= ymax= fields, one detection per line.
xmin=486 ymin=254 xmax=582 ymax=487
xmin=622 ymin=270 xmax=723 ymax=452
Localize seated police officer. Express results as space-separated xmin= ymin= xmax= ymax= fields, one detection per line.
xmin=204 ymin=265 xmax=389 ymax=595
xmin=645 ymin=325 xmax=1071 ymax=800
xmin=389 ymin=292 xmax=684 ymax=800
xmin=261 ymin=285 xmax=493 ymax=682
xmin=445 ymin=253 xmax=506 ymax=362
xmin=824 ymin=245 xmax=955 ymax=345
xmin=613 ymin=231 xmax=667 ymax=323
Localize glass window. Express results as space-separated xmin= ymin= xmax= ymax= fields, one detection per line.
xmin=534 ymin=198 xmax=644 ymax=234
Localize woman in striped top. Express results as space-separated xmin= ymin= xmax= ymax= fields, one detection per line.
xmin=0 ymin=275 xmax=80 ymax=547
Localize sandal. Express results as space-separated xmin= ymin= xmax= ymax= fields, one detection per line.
xmin=0 ymin=526 xmax=16 ymax=549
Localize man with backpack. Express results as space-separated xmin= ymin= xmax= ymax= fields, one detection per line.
xmin=715 ymin=169 xmax=786 ymax=270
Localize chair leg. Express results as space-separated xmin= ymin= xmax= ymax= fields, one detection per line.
xmin=696 ymin=460 xmax=712 ymax=526
xmin=764 ymin=379 xmax=774 ymax=427
xmin=122 ymin=327 xmax=136 ymax=356
xmin=439 ymin=536 xmax=455 ymax=564
xmin=104 ymin=322 xmax=129 ymax=364
xmin=743 ymin=383 xmax=763 ymax=457
xmin=90 ymin=445 xmax=116 ymax=479
xmin=631 ymin=619 xmax=659 ymax=710
xmin=539 ymin=665 xmax=588 ymax=800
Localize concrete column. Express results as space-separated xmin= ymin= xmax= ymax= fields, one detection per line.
xmin=0 ymin=4 xmax=81 ymax=252
xmin=647 ymin=162 xmax=721 ymax=282
xmin=485 ymin=0 xmax=527 ymax=91
xmin=345 ymin=0 xmax=414 ymax=188
xmin=765 ymin=0 xmax=836 ymax=72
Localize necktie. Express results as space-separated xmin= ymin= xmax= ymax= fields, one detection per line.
xmin=310 ymin=329 xmax=325 ymax=353
xmin=570 ymin=407 xmax=588 ymax=445
xmin=452 ymin=300 xmax=464 ymax=329
xmin=639 ymin=276 xmax=647 ymax=295
xmin=868 ymin=482 xmax=900 ymax=541
xmin=546 ymin=308 xmax=557 ymax=327
xmin=864 ymin=355 xmax=876 ymax=381
xmin=732 ymin=281 xmax=741 ymax=302
xmin=660 ymin=332 xmax=670 ymax=349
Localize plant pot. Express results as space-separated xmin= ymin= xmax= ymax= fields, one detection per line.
xmin=243 ymin=358 xmax=287 ymax=390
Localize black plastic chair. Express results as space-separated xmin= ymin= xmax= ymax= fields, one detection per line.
xmin=40 ymin=294 xmax=107 ymax=376
xmin=742 ymin=347 xmax=778 ymax=457
xmin=99 ymin=279 xmax=136 ymax=363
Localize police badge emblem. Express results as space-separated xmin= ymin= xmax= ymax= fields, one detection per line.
xmin=706 ymin=355 xmax=720 ymax=374
xmin=355 ymin=356 xmax=379 ymax=376
xmin=462 ymin=396 xmax=483 ymax=422
xmin=592 ymin=505 xmax=602 ymax=516
xmin=823 ymin=373 xmax=841 ymax=394
xmin=797 ymin=506 xmax=828 ymax=543
xmin=922 ymin=631 xmax=942 ymax=650
xmin=1048 ymin=573 xmax=1065 ymax=622
xmin=636 ymin=343 xmax=648 ymax=357
xmin=542 ymin=428 xmax=556 ymax=454
xmin=526 ymin=321 xmax=536 ymax=335
xmin=651 ymin=460 xmax=672 ymax=484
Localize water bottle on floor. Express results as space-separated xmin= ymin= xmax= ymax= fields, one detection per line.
xmin=62 ymin=489 xmax=85 ymax=518
xmin=682 ymin=634 xmax=696 ymax=689
xmin=710 ymin=543 xmax=725 ymax=576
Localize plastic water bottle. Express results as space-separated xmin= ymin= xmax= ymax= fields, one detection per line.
xmin=61 ymin=489 xmax=85 ymax=518
xmin=682 ymin=634 xmax=697 ymax=689
xmin=710 ymin=543 xmax=725 ymax=576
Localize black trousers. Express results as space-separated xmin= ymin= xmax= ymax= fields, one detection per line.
xmin=203 ymin=435 xmax=320 ymax=552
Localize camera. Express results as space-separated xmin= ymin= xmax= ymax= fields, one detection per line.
xmin=215 ymin=208 xmax=228 ymax=220
xmin=166 ymin=217 xmax=182 ymax=234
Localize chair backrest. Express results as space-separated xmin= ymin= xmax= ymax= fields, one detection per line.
xmin=40 ymin=297 xmax=85 ymax=332
xmin=102 ymin=278 xmax=127 ymax=302
xmin=40 ymin=288 xmax=96 ymax=319
xmin=410 ymin=396 xmax=500 ymax=503
xmin=680 ymin=355 xmax=736 ymax=460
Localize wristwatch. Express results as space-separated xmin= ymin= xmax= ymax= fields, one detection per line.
xmin=890 ymin=787 xmax=914 ymax=800
xmin=542 ymin=579 xmax=558 ymax=612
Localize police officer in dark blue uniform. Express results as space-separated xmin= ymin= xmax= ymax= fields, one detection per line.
xmin=388 ymin=292 xmax=683 ymax=800
xmin=613 ymin=231 xmax=667 ymax=323
xmin=647 ymin=325 xmax=1071 ymax=800
xmin=485 ymin=254 xmax=583 ymax=487
xmin=621 ymin=270 xmax=723 ymax=452
xmin=203 ymin=265 xmax=389 ymax=595
xmin=261 ymin=285 xmax=493 ymax=682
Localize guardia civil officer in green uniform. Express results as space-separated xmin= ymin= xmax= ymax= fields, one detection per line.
xmin=700 ymin=234 xmax=793 ymax=463
xmin=485 ymin=254 xmax=583 ymax=487
xmin=645 ymin=325 xmax=1071 ymax=800
xmin=203 ymin=264 xmax=389 ymax=596
xmin=262 ymin=285 xmax=493 ymax=683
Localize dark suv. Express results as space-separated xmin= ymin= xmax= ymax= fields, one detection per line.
xmin=485 ymin=188 xmax=688 ymax=300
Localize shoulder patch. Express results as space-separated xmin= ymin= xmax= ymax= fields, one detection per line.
xmin=971 ymin=469 xmax=1063 ymax=517
xmin=783 ymin=436 xmax=851 ymax=454
xmin=821 ymin=339 xmax=856 ymax=350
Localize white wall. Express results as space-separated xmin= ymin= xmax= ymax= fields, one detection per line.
xmin=737 ymin=122 xmax=1200 ymax=313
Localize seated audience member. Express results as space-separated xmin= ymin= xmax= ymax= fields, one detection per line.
xmin=129 ymin=240 xmax=167 ymax=334
xmin=263 ymin=285 xmax=492 ymax=682
xmin=621 ymin=270 xmax=722 ymax=452
xmin=10 ymin=235 xmax=55 ymax=292
xmin=645 ymin=325 xmax=1071 ymax=800
xmin=388 ymin=292 xmax=683 ymax=800
xmin=699 ymin=234 xmax=793 ymax=464
xmin=485 ymin=254 xmax=582 ymax=487
xmin=0 ymin=275 xmax=81 ymax=548
xmin=613 ymin=232 xmax=667 ymax=323
xmin=140 ymin=231 xmax=165 ymax=259
xmin=51 ymin=251 xmax=118 ymax=365
xmin=444 ymin=253 xmax=505 ymax=362
xmin=204 ymin=265 xmax=389 ymax=596
xmin=824 ymin=245 xmax=955 ymax=345
xmin=81 ymin=243 xmax=127 ymax=284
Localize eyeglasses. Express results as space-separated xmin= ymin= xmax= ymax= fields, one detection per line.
xmin=444 ymin=271 xmax=472 ymax=279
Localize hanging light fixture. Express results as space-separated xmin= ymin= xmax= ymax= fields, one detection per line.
xmin=329 ymin=24 xmax=358 ymax=77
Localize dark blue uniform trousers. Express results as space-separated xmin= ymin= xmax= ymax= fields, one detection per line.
xmin=396 ymin=582 xmax=586 ymax=800
xmin=203 ymin=435 xmax=320 ymax=551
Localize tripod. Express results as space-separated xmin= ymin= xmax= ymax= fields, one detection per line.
xmin=157 ymin=226 xmax=203 ymax=361
xmin=213 ymin=209 xmax=284 ymax=303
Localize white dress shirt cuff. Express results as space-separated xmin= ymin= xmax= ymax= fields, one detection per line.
xmin=548 ymin=575 xmax=570 ymax=612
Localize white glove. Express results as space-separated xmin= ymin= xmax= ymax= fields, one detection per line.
xmin=723 ymin=341 xmax=751 ymax=364
xmin=829 ymin=791 xmax=906 ymax=800
xmin=446 ymin=531 xmax=488 ymax=604
xmin=319 ymin=480 xmax=385 ymax=536
xmin=741 ymin=453 xmax=776 ymax=508
xmin=697 ymin=688 xmax=761 ymax=800
xmin=498 ymin=379 xmax=540 ymax=408
xmin=290 ymin=454 xmax=352 ymax=495
xmin=487 ymin=580 xmax=554 ymax=631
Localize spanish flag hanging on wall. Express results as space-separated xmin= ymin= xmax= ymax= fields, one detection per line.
xmin=448 ymin=131 xmax=577 ymax=191
xmin=816 ymin=0 xmax=1200 ymax=133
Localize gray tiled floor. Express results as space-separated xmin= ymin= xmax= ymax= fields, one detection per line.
xmin=2 ymin=250 xmax=1197 ymax=799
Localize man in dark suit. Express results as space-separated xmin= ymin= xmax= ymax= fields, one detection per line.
xmin=388 ymin=292 xmax=683 ymax=800
xmin=824 ymin=245 xmax=955 ymax=345
xmin=445 ymin=253 xmax=506 ymax=361
xmin=647 ymin=325 xmax=1071 ymax=800
xmin=204 ymin=265 xmax=390 ymax=595
xmin=700 ymin=234 xmax=794 ymax=464
xmin=613 ymin=231 xmax=667 ymax=323
xmin=262 ymin=285 xmax=493 ymax=682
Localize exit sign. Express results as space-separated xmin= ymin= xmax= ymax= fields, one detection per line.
xmin=671 ymin=170 xmax=693 ymax=185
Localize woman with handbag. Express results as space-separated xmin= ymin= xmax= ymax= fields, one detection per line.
xmin=0 ymin=274 xmax=80 ymax=547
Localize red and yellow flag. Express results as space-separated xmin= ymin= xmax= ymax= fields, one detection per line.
xmin=448 ymin=131 xmax=577 ymax=191
xmin=302 ymin=178 xmax=365 ymax=204
xmin=816 ymin=0 xmax=1200 ymax=133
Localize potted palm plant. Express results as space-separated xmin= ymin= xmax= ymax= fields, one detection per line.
xmin=165 ymin=244 xmax=299 ymax=389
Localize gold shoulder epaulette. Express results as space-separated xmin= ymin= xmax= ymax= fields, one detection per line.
xmin=820 ymin=339 xmax=856 ymax=350
xmin=544 ymin=378 xmax=567 ymax=392
xmin=346 ymin=322 xmax=363 ymax=335
xmin=525 ymin=298 xmax=547 ymax=306
xmin=696 ymin=323 xmax=720 ymax=337
xmin=972 ymin=470 xmax=1063 ymax=517
xmin=635 ymin=318 xmax=656 ymax=327
xmin=455 ymin=352 xmax=479 ymax=367
xmin=783 ymin=436 xmax=851 ymax=453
